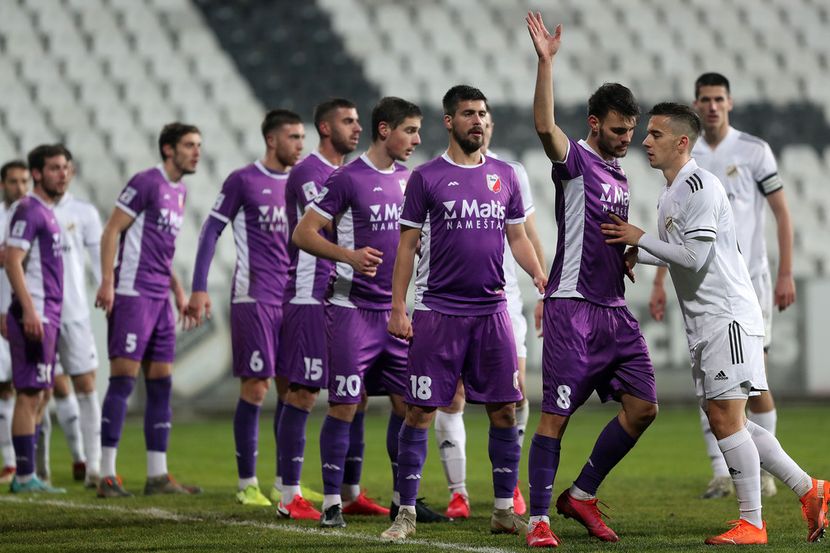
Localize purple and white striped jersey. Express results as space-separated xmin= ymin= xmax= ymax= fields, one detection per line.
xmin=284 ymin=151 xmax=337 ymax=304
xmin=311 ymin=154 xmax=408 ymax=310
xmin=546 ymin=139 xmax=630 ymax=307
xmin=114 ymin=165 xmax=186 ymax=299
xmin=399 ymin=153 xmax=526 ymax=316
xmin=208 ymin=161 xmax=290 ymax=305
xmin=5 ymin=193 xmax=63 ymax=323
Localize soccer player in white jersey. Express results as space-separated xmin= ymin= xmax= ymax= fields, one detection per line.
xmin=434 ymin=109 xmax=546 ymax=519
xmin=0 ymin=160 xmax=30 ymax=484
xmin=603 ymin=102 xmax=829 ymax=545
xmin=649 ymin=73 xmax=795 ymax=499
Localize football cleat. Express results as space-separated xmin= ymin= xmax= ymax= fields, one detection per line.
xmin=445 ymin=492 xmax=470 ymax=519
xmin=527 ymin=520 xmax=561 ymax=548
xmin=381 ymin=508 xmax=416 ymax=541
xmin=800 ymin=478 xmax=830 ymax=542
xmin=555 ymin=490 xmax=619 ymax=542
xmin=73 ymin=461 xmax=86 ymax=482
xmin=277 ymin=496 xmax=321 ymax=521
xmin=342 ymin=491 xmax=390 ymax=516
xmin=270 ymin=483 xmax=324 ymax=504
xmin=10 ymin=475 xmax=66 ymax=494
xmin=701 ymin=475 xmax=734 ymax=499
xmin=319 ymin=504 xmax=346 ymax=528
xmin=390 ymin=497 xmax=449 ymax=523
xmin=144 ymin=474 xmax=202 ymax=496
xmin=97 ymin=475 xmax=133 ymax=498
xmin=0 ymin=466 xmax=16 ymax=485
xmin=84 ymin=472 xmax=100 ymax=489
xmin=490 ymin=506 xmax=527 ymax=535
xmin=514 ymin=481 xmax=527 ymax=516
xmin=236 ymin=484 xmax=271 ymax=506
xmin=704 ymin=519 xmax=767 ymax=545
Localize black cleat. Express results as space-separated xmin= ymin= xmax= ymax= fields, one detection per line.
xmin=389 ymin=497 xmax=450 ymax=523
xmin=320 ymin=504 xmax=347 ymax=528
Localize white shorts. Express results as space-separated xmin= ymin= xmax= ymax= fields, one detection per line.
xmin=0 ymin=337 xmax=10 ymax=382
xmin=506 ymin=288 xmax=527 ymax=359
xmin=691 ymin=321 xmax=768 ymax=403
xmin=751 ymin=271 xmax=773 ymax=350
xmin=54 ymin=318 xmax=98 ymax=377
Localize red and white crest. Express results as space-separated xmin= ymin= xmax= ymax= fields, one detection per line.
xmin=486 ymin=173 xmax=501 ymax=193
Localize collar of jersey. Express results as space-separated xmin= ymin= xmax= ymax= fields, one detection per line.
xmin=440 ymin=151 xmax=485 ymax=168
xmin=360 ymin=153 xmax=396 ymax=174
xmin=155 ymin=164 xmax=182 ymax=187
xmin=310 ymin=150 xmax=339 ymax=169
xmin=27 ymin=190 xmax=55 ymax=209
xmin=670 ymin=158 xmax=700 ymax=188
xmin=254 ymin=160 xmax=289 ymax=179
xmin=577 ymin=139 xmax=620 ymax=169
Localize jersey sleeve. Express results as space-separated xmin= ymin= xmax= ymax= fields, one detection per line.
xmin=680 ymin=174 xmax=718 ymax=241
xmin=505 ymin=170 xmax=527 ymax=225
xmin=399 ymin=170 xmax=429 ymax=228
xmin=512 ymin=162 xmax=535 ymax=215
xmin=209 ymin=171 xmax=243 ymax=224
xmin=81 ymin=202 xmax=103 ymax=247
xmin=551 ymin=139 xmax=583 ymax=181
xmin=6 ymin=204 xmax=37 ymax=251
xmin=114 ymin=175 xmax=150 ymax=218
xmin=311 ymin=170 xmax=350 ymax=221
xmin=753 ymin=142 xmax=783 ymax=196
xmin=288 ymin=166 xmax=325 ymax=214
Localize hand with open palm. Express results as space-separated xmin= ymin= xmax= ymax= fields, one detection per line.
xmin=526 ymin=11 xmax=562 ymax=61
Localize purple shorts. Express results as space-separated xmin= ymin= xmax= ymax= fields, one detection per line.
xmin=276 ymin=302 xmax=327 ymax=388
xmin=326 ymin=305 xmax=407 ymax=404
xmin=7 ymin=306 xmax=59 ymax=390
xmin=108 ymin=295 xmax=175 ymax=363
xmin=231 ymin=302 xmax=283 ymax=379
xmin=407 ymin=309 xmax=521 ymax=407
xmin=541 ymin=298 xmax=656 ymax=416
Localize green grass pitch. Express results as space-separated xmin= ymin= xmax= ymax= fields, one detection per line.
xmin=1 ymin=404 xmax=828 ymax=552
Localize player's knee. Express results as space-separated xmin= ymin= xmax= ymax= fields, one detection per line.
xmin=486 ymin=403 xmax=516 ymax=428
xmin=73 ymin=373 xmax=96 ymax=394
xmin=404 ymin=404 xmax=436 ymax=428
xmin=286 ymin=385 xmax=318 ymax=410
xmin=241 ymin=378 xmax=270 ymax=405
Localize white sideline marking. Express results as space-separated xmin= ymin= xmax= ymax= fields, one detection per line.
xmin=0 ymin=496 xmax=516 ymax=553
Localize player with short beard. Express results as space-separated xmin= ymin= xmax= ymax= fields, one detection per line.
xmin=94 ymin=123 xmax=201 ymax=497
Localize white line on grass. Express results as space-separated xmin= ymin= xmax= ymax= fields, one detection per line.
xmin=0 ymin=496 xmax=517 ymax=553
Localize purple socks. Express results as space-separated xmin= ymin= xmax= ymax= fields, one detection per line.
xmin=319 ymin=415 xmax=350 ymax=495
xmin=12 ymin=435 xmax=34 ymax=477
xmin=101 ymin=376 xmax=136 ymax=448
xmin=386 ymin=413 xmax=404 ymax=492
xmin=277 ymin=403 xmax=310 ymax=486
xmin=344 ymin=411 xmax=365 ymax=487
xmin=144 ymin=376 xmax=172 ymax=453
xmin=397 ymin=424 xmax=428 ymax=507
xmin=234 ymin=398 xmax=260 ymax=479
xmin=489 ymin=426 xmax=521 ymax=499
xmin=529 ymin=433 xmax=561 ymax=516
xmin=274 ymin=400 xmax=284 ymax=480
xmin=573 ymin=416 xmax=636 ymax=496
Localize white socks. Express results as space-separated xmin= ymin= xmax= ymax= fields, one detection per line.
xmin=748 ymin=409 xmax=777 ymax=436
xmin=101 ymin=446 xmax=117 ymax=478
xmin=718 ymin=427 xmax=762 ymax=528
xmin=323 ymin=494 xmax=341 ymax=510
xmin=238 ymin=476 xmax=258 ymax=490
xmin=36 ymin=412 xmax=52 ymax=479
xmin=516 ymin=399 xmax=529 ymax=449
xmin=0 ymin=397 xmax=15 ymax=468
xmin=77 ymin=391 xmax=101 ymax=476
xmin=494 ymin=496 xmax=514 ymax=510
xmin=745 ymin=420 xmax=811 ymax=497
xmin=147 ymin=451 xmax=168 ymax=478
xmin=700 ymin=407 xmax=730 ymax=478
xmin=282 ymin=484 xmax=301 ymax=505
xmin=55 ymin=394 xmax=85 ymax=464
xmin=435 ymin=410 xmax=466 ymax=497
xmin=569 ymin=484 xmax=595 ymax=501
xmin=342 ymin=483 xmax=360 ymax=503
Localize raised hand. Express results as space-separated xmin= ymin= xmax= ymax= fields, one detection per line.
xmin=526 ymin=11 xmax=562 ymax=61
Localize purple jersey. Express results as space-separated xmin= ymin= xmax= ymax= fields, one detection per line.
xmin=311 ymin=154 xmax=408 ymax=310
xmin=399 ymin=154 xmax=525 ymax=316
xmin=209 ymin=161 xmax=289 ymax=305
xmin=6 ymin=194 xmax=63 ymax=323
xmin=114 ymin=166 xmax=186 ymax=299
xmin=546 ymin=139 xmax=630 ymax=307
xmin=284 ymin=151 xmax=337 ymax=304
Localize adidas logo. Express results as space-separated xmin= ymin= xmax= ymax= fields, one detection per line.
xmin=439 ymin=440 xmax=455 ymax=449
xmin=714 ymin=371 xmax=728 ymax=381
xmin=322 ymin=463 xmax=341 ymax=471
xmin=728 ymin=467 xmax=742 ymax=477
xmin=405 ymin=474 xmax=421 ymax=480
xmin=493 ymin=467 xmax=513 ymax=474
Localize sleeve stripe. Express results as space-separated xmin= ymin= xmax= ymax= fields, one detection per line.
xmin=398 ymin=218 xmax=423 ymax=229
xmin=115 ymin=202 xmax=137 ymax=218
xmin=757 ymin=173 xmax=784 ymax=196
xmin=6 ymin=238 xmax=31 ymax=251
xmin=506 ymin=216 xmax=527 ymax=225
xmin=209 ymin=211 xmax=230 ymax=224
xmin=683 ymin=227 xmax=716 ymax=235
xmin=309 ymin=203 xmax=334 ymax=221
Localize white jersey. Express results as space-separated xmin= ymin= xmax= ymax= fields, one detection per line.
xmin=0 ymin=202 xmax=11 ymax=313
xmin=55 ymin=193 xmax=102 ymax=322
xmin=692 ymin=127 xmax=782 ymax=279
xmin=656 ymin=159 xmax=764 ymax=346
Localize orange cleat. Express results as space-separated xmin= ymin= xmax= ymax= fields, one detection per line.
xmin=0 ymin=466 xmax=16 ymax=485
xmin=800 ymin=478 xmax=830 ymax=542
xmin=705 ymin=519 xmax=767 ymax=545
xmin=555 ymin=490 xmax=619 ymax=542
xmin=277 ymin=496 xmax=321 ymax=521
xmin=342 ymin=491 xmax=390 ymax=516
xmin=446 ymin=492 xmax=470 ymax=519
xmin=527 ymin=520 xmax=561 ymax=548
xmin=514 ymin=482 xmax=527 ymax=516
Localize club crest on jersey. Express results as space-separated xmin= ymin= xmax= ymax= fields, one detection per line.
xmin=301 ymin=181 xmax=318 ymax=202
xmin=726 ymin=165 xmax=738 ymax=177
xmin=665 ymin=216 xmax=674 ymax=231
xmin=486 ymin=174 xmax=502 ymax=193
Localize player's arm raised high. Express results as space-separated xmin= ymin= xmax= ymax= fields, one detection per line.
xmin=527 ymin=11 xmax=568 ymax=162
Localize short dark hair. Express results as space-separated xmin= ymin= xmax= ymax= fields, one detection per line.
xmin=649 ymin=102 xmax=703 ymax=148
xmin=371 ymin=97 xmax=422 ymax=142
xmin=1 ymin=160 xmax=27 ymax=182
xmin=158 ymin=122 xmax=200 ymax=161
xmin=442 ymin=85 xmax=487 ymax=117
xmin=587 ymin=83 xmax=640 ymax=120
xmin=27 ymin=144 xmax=67 ymax=174
xmin=261 ymin=109 xmax=302 ymax=138
xmin=313 ymin=98 xmax=356 ymax=135
xmin=694 ymin=72 xmax=731 ymax=99
xmin=54 ymin=143 xmax=73 ymax=162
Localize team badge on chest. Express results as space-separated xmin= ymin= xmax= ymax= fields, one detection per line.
xmin=486 ymin=173 xmax=502 ymax=193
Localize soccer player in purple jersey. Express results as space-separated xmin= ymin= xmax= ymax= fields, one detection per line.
xmin=4 ymin=145 xmax=67 ymax=493
xmin=94 ymin=123 xmax=202 ymax=498
xmin=186 ymin=109 xmax=309 ymax=512
xmin=293 ymin=96 xmax=426 ymax=529
xmin=523 ymin=13 xmax=657 ymax=547
xmin=275 ymin=99 xmax=389 ymax=517
xmin=380 ymin=85 xmax=547 ymax=542
xmin=0 ymin=159 xmax=30 ymax=484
